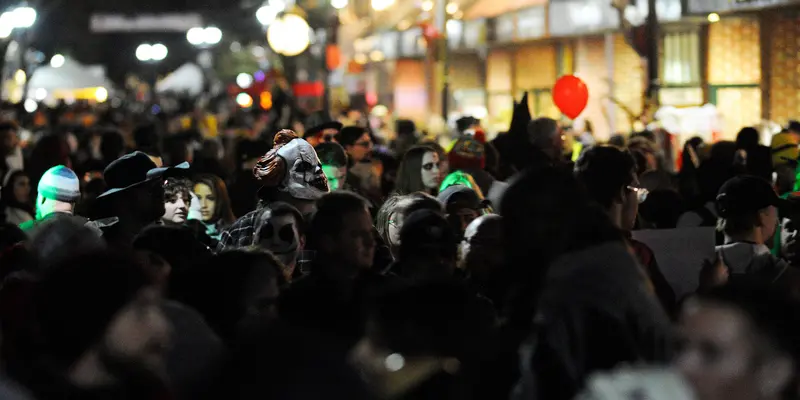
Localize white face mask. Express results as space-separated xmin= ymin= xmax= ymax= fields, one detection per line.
xmin=277 ymin=139 xmax=330 ymax=200
xmin=256 ymin=211 xmax=301 ymax=269
xmin=420 ymin=151 xmax=442 ymax=190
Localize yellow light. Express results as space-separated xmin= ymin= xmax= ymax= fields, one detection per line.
xmin=371 ymin=0 xmax=395 ymax=11
xmin=267 ymin=13 xmax=311 ymax=57
xmin=454 ymin=10 xmax=463 ymax=19
xmin=446 ymin=2 xmax=458 ymax=14
xmin=95 ymin=87 xmax=108 ymax=102
xmin=421 ymin=0 xmax=433 ymax=11
xmin=397 ymin=20 xmax=411 ymax=31
xmin=354 ymin=53 xmax=368 ymax=64
xmin=707 ymin=13 xmax=720 ymax=23
xmin=369 ymin=50 xmax=385 ymax=62
xmin=14 ymin=69 xmax=26 ymax=85
xmin=260 ymin=91 xmax=272 ymax=109
xmin=236 ymin=93 xmax=253 ymax=108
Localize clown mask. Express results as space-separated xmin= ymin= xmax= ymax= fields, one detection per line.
xmin=254 ymin=130 xmax=330 ymax=201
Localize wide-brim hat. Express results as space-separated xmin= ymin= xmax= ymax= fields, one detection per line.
xmin=97 ymin=151 xmax=190 ymax=199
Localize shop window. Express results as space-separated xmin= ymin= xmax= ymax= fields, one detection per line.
xmin=661 ymin=31 xmax=701 ymax=86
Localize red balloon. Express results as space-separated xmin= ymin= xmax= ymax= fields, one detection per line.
xmin=552 ymin=75 xmax=589 ymax=120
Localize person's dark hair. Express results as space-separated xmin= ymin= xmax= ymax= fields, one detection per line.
xmin=395 ymin=145 xmax=437 ymax=195
xmin=307 ymin=191 xmax=369 ymax=252
xmin=376 ymin=195 xmax=403 ymax=246
xmin=193 ymin=174 xmax=236 ymax=225
xmin=314 ymin=142 xmax=348 ymax=167
xmin=1 ymin=170 xmax=33 ymax=216
xmin=100 ymin=130 xmax=125 ymax=164
xmin=164 ymin=177 xmax=192 ymax=204
xmin=736 ymin=127 xmax=760 ymax=150
xmin=527 ymin=117 xmax=558 ymax=148
xmin=0 ymin=223 xmax=30 ymax=281
xmin=27 ymin=134 xmax=71 ymax=192
xmin=501 ymin=166 xmax=622 ymax=329
xmin=133 ymin=124 xmax=161 ymax=157
xmin=574 ymin=146 xmax=637 ymax=209
xmin=0 ymin=122 xmax=17 ymax=135
xmin=335 ymin=126 xmax=366 ymax=148
xmin=717 ymin=212 xmax=761 ymax=237
xmin=186 ymin=248 xmax=286 ymax=343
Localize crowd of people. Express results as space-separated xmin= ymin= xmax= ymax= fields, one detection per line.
xmin=1 ymin=98 xmax=800 ymax=400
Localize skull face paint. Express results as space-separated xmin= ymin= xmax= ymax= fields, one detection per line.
xmin=255 ymin=209 xmax=302 ymax=274
xmin=277 ymin=138 xmax=329 ymax=200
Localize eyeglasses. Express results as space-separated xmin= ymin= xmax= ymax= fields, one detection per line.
xmin=627 ymin=186 xmax=649 ymax=204
xmin=422 ymin=161 xmax=441 ymax=171
xmin=354 ymin=140 xmax=372 ymax=148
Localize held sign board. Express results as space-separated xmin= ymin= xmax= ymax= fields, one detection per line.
xmin=91 ymin=14 xmax=204 ymax=33
xmin=686 ymin=0 xmax=800 ymax=13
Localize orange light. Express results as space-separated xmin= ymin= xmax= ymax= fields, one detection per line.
xmin=260 ymin=91 xmax=273 ymax=110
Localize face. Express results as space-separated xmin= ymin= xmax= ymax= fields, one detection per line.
xmin=460 ymin=216 xmax=503 ymax=273
xmin=276 ymin=138 xmax=330 ymax=200
xmin=13 ymin=175 xmax=30 ymax=203
xmin=194 ymin=183 xmax=216 ymax=222
xmin=162 ymin=193 xmax=188 ymax=224
xmin=675 ymin=300 xmax=786 ymax=400
xmin=420 ymin=151 xmax=442 ymax=191
xmin=102 ymin=288 xmax=171 ymax=379
xmin=337 ymin=207 xmax=376 ymax=270
xmin=347 ymin=133 xmax=373 ymax=163
xmin=0 ymin=129 xmax=18 ymax=156
xmin=322 ymin=164 xmax=347 ymax=191
xmin=759 ymin=206 xmax=778 ymax=243
xmin=256 ymin=212 xmax=302 ymax=275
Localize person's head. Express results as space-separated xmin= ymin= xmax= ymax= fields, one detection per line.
xmin=575 ymin=146 xmax=644 ymax=231
xmin=0 ymin=122 xmax=18 ymax=156
xmin=100 ymin=130 xmax=126 ymax=163
xmin=527 ymin=117 xmax=563 ymax=160
xmin=628 ymin=136 xmax=659 ymax=175
xmin=133 ymin=124 xmax=163 ymax=167
xmin=736 ymin=127 xmax=760 ymax=151
xmin=437 ymin=185 xmax=488 ymax=239
xmin=35 ymin=250 xmax=170 ymax=385
xmin=254 ymin=202 xmax=305 ymax=280
xmin=716 ymin=175 xmax=787 ymax=244
xmin=336 ymin=126 xmax=373 ymax=163
xmin=675 ymin=282 xmax=800 ymax=400
xmin=308 ymin=191 xmax=375 ymax=275
xmin=162 ymin=177 xmax=191 ymax=224
xmin=2 ymin=170 xmax=31 ymax=205
xmin=376 ymin=193 xmax=443 ymax=256
xmin=459 ymin=214 xmax=503 ymax=276
xmin=188 ymin=249 xmax=286 ymax=342
xmin=397 ymin=210 xmax=458 ymax=280
xmin=448 ymin=136 xmax=485 ymax=172
xmin=193 ymin=174 xmax=235 ymax=225
xmin=396 ymin=145 xmax=442 ymax=195
xmin=36 ymin=165 xmax=81 ymax=220
xmin=315 ymin=142 xmax=348 ymax=191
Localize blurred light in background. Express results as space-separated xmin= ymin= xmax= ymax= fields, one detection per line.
xmin=23 ymin=99 xmax=37 ymax=113
xmin=186 ymin=27 xmax=205 ymax=45
xmin=446 ymin=2 xmax=458 ymax=14
xmin=0 ymin=13 xmax=12 ymax=38
xmin=331 ymin=0 xmax=348 ymax=9
xmin=236 ymin=73 xmax=254 ymax=89
xmin=95 ymin=87 xmax=108 ymax=103
xmin=259 ymin=92 xmax=272 ymax=109
xmin=236 ymin=93 xmax=253 ymax=108
xmin=151 ymin=43 xmax=168 ymax=61
xmin=34 ymin=88 xmax=47 ymax=101
xmin=257 ymin=2 xmax=284 ymax=26
xmin=371 ymin=0 xmax=395 ymax=11
xmin=354 ymin=53 xmax=368 ymax=64
xmin=397 ymin=20 xmax=411 ymax=31
xmin=11 ymin=6 xmax=36 ymax=29
xmin=371 ymin=105 xmax=389 ymax=117
xmin=254 ymin=70 xmax=266 ymax=82
xmin=369 ymin=50 xmax=385 ymax=62
xmin=267 ymin=13 xmax=311 ymax=56
xmin=707 ymin=13 xmax=720 ymax=23
xmin=421 ymin=0 xmax=433 ymax=12
xmin=14 ymin=70 xmax=26 ymax=85
xmin=50 ymin=54 xmax=65 ymax=68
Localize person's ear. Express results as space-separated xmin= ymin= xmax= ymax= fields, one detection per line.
xmin=756 ymin=357 xmax=793 ymax=398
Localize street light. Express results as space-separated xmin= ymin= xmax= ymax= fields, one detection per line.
xmin=267 ymin=12 xmax=311 ymax=56
xmin=187 ymin=26 xmax=222 ymax=46
xmin=256 ymin=3 xmax=283 ymax=26
xmin=136 ymin=43 xmax=168 ymax=62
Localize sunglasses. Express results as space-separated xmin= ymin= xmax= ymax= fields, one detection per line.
xmin=422 ymin=161 xmax=441 ymax=171
xmin=627 ymin=185 xmax=649 ymax=204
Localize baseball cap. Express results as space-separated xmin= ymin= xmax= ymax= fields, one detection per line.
xmin=716 ymin=175 xmax=792 ymax=217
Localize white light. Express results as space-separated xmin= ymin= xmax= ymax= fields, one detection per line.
xmin=187 ymin=27 xmax=205 ymax=45
xmin=256 ymin=4 xmax=281 ymax=26
xmin=421 ymin=0 xmax=433 ymax=12
xmin=236 ymin=73 xmax=254 ymax=89
xmin=12 ymin=6 xmax=36 ymax=29
xmin=236 ymin=93 xmax=253 ymax=108
xmin=95 ymin=87 xmax=108 ymax=103
xmin=331 ymin=0 xmax=348 ymax=9
xmin=136 ymin=44 xmax=153 ymax=61
xmin=371 ymin=0 xmax=395 ymax=11
xmin=34 ymin=88 xmax=47 ymax=101
xmin=708 ymin=13 xmax=720 ymax=23
xmin=151 ymin=43 xmax=168 ymax=61
xmin=50 ymin=54 xmax=65 ymax=68
xmin=230 ymin=41 xmax=242 ymax=52
xmin=446 ymin=2 xmax=458 ymax=14
xmin=0 ymin=13 xmax=12 ymax=38
xmin=203 ymin=27 xmax=222 ymax=45
xmin=384 ymin=353 xmax=405 ymax=372
xmin=23 ymin=99 xmax=37 ymax=113
xmin=267 ymin=14 xmax=311 ymax=57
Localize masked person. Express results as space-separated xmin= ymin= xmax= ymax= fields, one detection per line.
xmin=395 ymin=146 xmax=444 ymax=196
xmin=253 ymin=202 xmax=305 ymax=281
xmin=217 ymin=129 xmax=329 ymax=252
xmin=314 ymin=142 xmax=348 ymax=191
